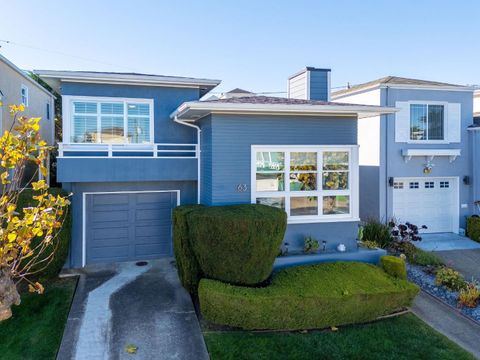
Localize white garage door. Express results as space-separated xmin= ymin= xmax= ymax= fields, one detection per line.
xmin=392 ymin=177 xmax=458 ymax=233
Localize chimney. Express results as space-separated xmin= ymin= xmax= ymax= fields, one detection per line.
xmin=288 ymin=67 xmax=331 ymax=101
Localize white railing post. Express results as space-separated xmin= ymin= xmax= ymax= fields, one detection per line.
xmin=108 ymin=144 xmax=113 ymax=157
xmin=153 ymin=144 xmax=158 ymax=158
xmin=58 ymin=143 xmax=64 ymax=157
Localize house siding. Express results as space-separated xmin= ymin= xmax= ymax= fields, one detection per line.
xmin=199 ymin=113 xmax=359 ymax=251
xmin=381 ymin=88 xmax=473 ymax=229
xmin=309 ymin=70 xmax=330 ymax=101
xmin=470 ymin=129 xmax=480 ymax=212
xmin=64 ymin=181 xmax=197 ymax=268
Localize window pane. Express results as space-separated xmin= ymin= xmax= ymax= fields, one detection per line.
xmin=256 ymin=173 xmax=284 ymax=192
xmin=256 ymin=197 xmax=285 ymax=210
xmin=323 ymin=196 xmax=350 ymax=215
xmin=101 ymin=102 xmax=124 ymax=115
xmin=256 ymin=152 xmax=284 ymax=171
xmin=291 ymin=196 xmax=318 ymax=216
xmin=428 ymin=105 xmax=444 ymax=140
xmin=290 ymin=173 xmax=317 ymax=191
xmin=74 ymin=102 xmax=97 ymax=114
xmin=127 ymin=103 xmax=150 ymax=116
xmin=290 ymin=152 xmax=317 ymax=171
xmin=101 ymin=116 xmax=124 ymax=143
xmin=323 ymin=172 xmax=349 ymax=190
xmin=410 ymin=104 xmax=427 ymax=140
xmin=72 ymin=115 xmax=97 ymax=143
xmin=127 ymin=117 xmax=150 ymax=143
xmin=323 ymin=152 xmax=349 ymax=170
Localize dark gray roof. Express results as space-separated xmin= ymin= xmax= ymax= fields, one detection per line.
xmin=225 ymin=88 xmax=254 ymax=94
xmin=202 ymin=95 xmax=372 ymax=107
xmin=333 ymin=76 xmax=466 ymax=97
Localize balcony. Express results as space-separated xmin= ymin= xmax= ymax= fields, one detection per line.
xmin=57 ymin=143 xmax=199 ymax=183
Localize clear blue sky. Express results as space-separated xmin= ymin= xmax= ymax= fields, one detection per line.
xmin=1 ymin=0 xmax=479 ymax=95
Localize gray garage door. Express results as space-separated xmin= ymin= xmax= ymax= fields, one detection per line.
xmin=85 ymin=191 xmax=177 ymax=264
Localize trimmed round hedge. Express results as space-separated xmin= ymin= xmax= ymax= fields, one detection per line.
xmin=380 ymin=255 xmax=407 ymax=280
xmin=186 ymin=204 xmax=287 ymax=286
xmin=199 ymin=262 xmax=419 ymax=330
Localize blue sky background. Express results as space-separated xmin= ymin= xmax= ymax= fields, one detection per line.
xmin=1 ymin=0 xmax=479 ymax=95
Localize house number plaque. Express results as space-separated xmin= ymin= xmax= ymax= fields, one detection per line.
xmin=236 ymin=184 xmax=248 ymax=192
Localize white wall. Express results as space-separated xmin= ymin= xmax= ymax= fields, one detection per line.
xmin=333 ymin=89 xmax=381 ymax=166
xmin=474 ymin=92 xmax=480 ymax=115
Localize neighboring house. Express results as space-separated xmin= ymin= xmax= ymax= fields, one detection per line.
xmin=471 ymin=90 xmax=480 ymax=210
xmin=474 ymin=89 xmax=480 ymax=124
xmin=332 ymin=77 xmax=474 ymax=234
xmin=36 ymin=67 xmax=395 ymax=268
xmin=0 ymin=54 xmax=55 ymax=184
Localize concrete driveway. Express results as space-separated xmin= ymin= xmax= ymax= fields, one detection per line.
xmin=57 ymin=259 xmax=208 ymax=360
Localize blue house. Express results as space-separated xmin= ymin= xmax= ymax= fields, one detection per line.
xmin=332 ymin=77 xmax=475 ymax=234
xmin=36 ymin=68 xmax=395 ymax=268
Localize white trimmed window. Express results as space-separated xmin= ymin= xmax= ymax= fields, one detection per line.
xmin=410 ymin=104 xmax=444 ymax=141
xmin=21 ymin=85 xmax=29 ymax=106
xmin=65 ymin=97 xmax=153 ymax=144
xmin=252 ymin=146 xmax=358 ymax=223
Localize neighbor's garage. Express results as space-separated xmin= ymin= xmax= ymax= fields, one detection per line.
xmin=392 ymin=177 xmax=458 ymax=233
xmin=85 ymin=191 xmax=178 ymax=264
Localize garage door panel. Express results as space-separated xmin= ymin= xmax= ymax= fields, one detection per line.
xmin=86 ymin=191 xmax=176 ymax=265
xmin=393 ymin=178 xmax=457 ymax=233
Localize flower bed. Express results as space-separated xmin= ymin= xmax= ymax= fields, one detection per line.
xmin=407 ymin=264 xmax=480 ymax=323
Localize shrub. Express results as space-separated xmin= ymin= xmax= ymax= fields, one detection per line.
xmin=458 ymin=282 xmax=480 ymax=308
xmin=380 ymin=256 xmax=407 ymax=280
xmin=303 ymin=236 xmax=319 ymax=253
xmin=18 ymin=188 xmax=71 ymax=280
xmin=435 ymin=267 xmax=466 ymax=291
xmin=389 ymin=221 xmax=426 ymax=242
xmin=172 ymin=205 xmax=204 ymax=294
xmin=199 ymin=262 xmax=419 ymax=330
xmin=362 ymin=219 xmax=392 ymax=248
xmin=390 ymin=241 xmax=443 ymax=267
xmin=360 ymin=240 xmax=379 ymax=249
xmin=467 ymin=217 xmax=480 ymax=242
xmin=187 ymin=204 xmax=287 ymax=285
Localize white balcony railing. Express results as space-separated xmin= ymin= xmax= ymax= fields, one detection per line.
xmin=58 ymin=143 xmax=198 ymax=159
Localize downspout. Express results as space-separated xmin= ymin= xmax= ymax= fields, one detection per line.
xmin=384 ymin=86 xmax=389 ymax=221
xmin=173 ymin=115 xmax=201 ymax=204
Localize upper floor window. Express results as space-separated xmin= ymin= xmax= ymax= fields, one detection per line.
xmin=410 ymin=104 xmax=444 ymax=141
xmin=68 ymin=97 xmax=153 ymax=144
xmin=21 ymin=85 xmax=29 ymax=106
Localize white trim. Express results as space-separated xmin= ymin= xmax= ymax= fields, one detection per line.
xmin=62 ymin=95 xmax=154 ymax=144
xmin=401 ymin=148 xmax=461 ymax=163
xmin=251 ymin=145 xmax=359 ymax=224
xmin=21 ymin=84 xmax=29 ymax=107
xmin=392 ymin=176 xmax=460 ymax=233
xmin=82 ymin=190 xmax=180 ymax=267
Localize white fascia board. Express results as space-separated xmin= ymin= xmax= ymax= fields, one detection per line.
xmin=0 ymin=54 xmax=55 ymax=98
xmin=401 ymin=149 xmax=461 ymax=156
xmin=171 ymin=101 xmax=399 ymax=120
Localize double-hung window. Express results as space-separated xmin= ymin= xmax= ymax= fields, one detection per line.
xmin=410 ymin=103 xmax=444 ymax=141
xmin=253 ymin=146 xmax=357 ymax=222
xmin=69 ymin=97 xmax=153 ymax=144
xmin=21 ymin=85 xmax=29 ymax=106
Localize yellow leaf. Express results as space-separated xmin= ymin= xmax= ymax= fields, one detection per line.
xmin=125 ymin=344 xmax=138 ymax=354
xmin=7 ymin=233 xmax=16 ymax=242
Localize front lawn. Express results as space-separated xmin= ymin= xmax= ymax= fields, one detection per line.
xmin=0 ymin=277 xmax=77 ymax=360
xmin=204 ymin=313 xmax=474 ymax=360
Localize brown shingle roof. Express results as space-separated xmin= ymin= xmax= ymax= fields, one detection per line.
xmin=333 ymin=76 xmax=465 ymax=98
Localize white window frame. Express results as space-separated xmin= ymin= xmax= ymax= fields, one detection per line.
xmin=62 ymin=95 xmax=154 ymax=144
xmin=408 ymin=100 xmax=448 ymax=144
xmin=251 ymin=145 xmax=359 ymax=224
xmin=21 ymin=84 xmax=29 ymax=107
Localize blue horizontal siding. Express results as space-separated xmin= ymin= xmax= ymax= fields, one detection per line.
xmin=309 ymin=70 xmax=329 ymax=101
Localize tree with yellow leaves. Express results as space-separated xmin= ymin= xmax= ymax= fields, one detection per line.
xmin=0 ymin=104 xmax=70 ymax=321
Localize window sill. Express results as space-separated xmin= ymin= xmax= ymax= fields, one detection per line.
xmin=287 ymin=217 xmax=360 ymax=225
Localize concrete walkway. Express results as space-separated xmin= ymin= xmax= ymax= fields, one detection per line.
xmin=57 ymin=259 xmax=208 ymax=360
xmin=412 ymin=291 xmax=480 ymax=359
xmin=416 ymin=233 xmax=480 ymax=252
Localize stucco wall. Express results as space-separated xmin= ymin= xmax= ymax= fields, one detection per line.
xmin=0 ymin=60 xmax=54 ymax=144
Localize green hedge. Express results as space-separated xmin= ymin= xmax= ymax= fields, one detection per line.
xmin=199 ymin=262 xmax=419 ymax=330
xmin=467 ymin=217 xmax=480 ymax=243
xmin=380 ymin=256 xmax=407 ymax=279
xmin=172 ymin=205 xmax=204 ymax=294
xmin=187 ymin=204 xmax=286 ymax=285
xmin=18 ymin=188 xmax=71 ymax=280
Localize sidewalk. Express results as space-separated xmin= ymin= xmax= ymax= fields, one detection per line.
xmin=412 ymin=291 xmax=480 ymax=359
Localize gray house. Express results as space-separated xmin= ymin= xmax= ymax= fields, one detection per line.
xmin=332 ymin=77 xmax=475 ymax=234
xmin=36 ymin=67 xmax=395 ymax=268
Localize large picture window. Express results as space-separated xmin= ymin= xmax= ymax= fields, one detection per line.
xmin=253 ymin=146 xmax=357 ymax=222
xmin=69 ymin=98 xmax=153 ymax=144
xmin=410 ymin=104 xmax=444 ymax=141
